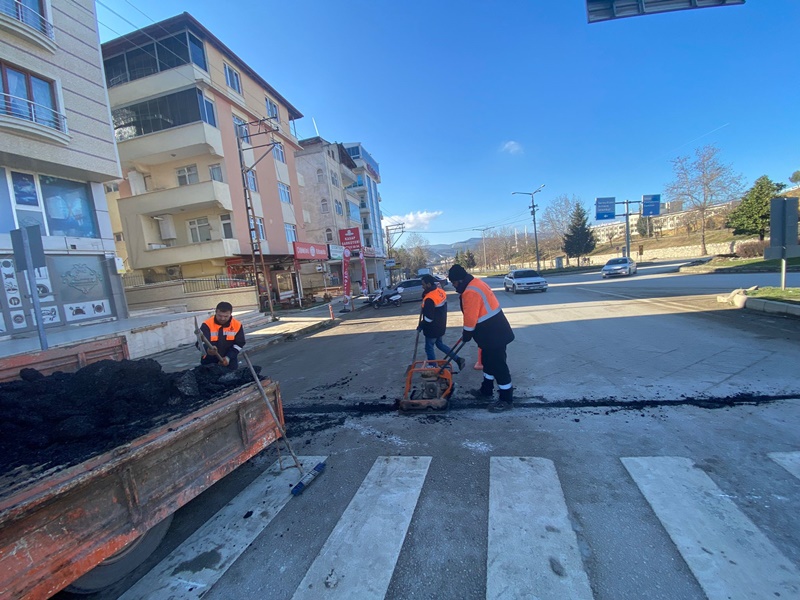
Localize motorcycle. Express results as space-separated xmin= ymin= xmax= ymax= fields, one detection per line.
xmin=371 ymin=287 xmax=403 ymax=309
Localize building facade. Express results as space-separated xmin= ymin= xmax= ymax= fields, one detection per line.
xmin=101 ymin=13 xmax=308 ymax=306
xmin=0 ymin=0 xmax=125 ymax=334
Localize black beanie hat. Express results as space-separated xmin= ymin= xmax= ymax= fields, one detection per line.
xmin=448 ymin=264 xmax=468 ymax=281
xmin=420 ymin=274 xmax=436 ymax=285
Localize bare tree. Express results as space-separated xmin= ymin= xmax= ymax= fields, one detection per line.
xmin=485 ymin=228 xmax=516 ymax=271
xmin=402 ymin=232 xmax=430 ymax=274
xmin=540 ymin=194 xmax=574 ymax=241
xmin=664 ymin=145 xmax=744 ymax=255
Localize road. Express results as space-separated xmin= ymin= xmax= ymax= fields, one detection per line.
xmin=61 ymin=260 xmax=800 ymax=600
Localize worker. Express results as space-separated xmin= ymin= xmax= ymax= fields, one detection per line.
xmin=447 ymin=264 xmax=515 ymax=412
xmin=417 ymin=274 xmax=466 ymax=370
xmin=198 ymin=301 xmax=245 ymax=369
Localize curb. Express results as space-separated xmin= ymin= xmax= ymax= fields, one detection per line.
xmin=744 ymin=297 xmax=800 ymax=318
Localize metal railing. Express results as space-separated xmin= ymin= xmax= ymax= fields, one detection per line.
xmin=123 ymin=273 xmax=255 ymax=292
xmin=1 ymin=92 xmax=67 ymax=133
xmin=0 ymin=0 xmax=54 ymax=39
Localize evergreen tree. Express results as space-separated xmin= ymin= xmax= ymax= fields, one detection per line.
xmin=465 ymin=250 xmax=477 ymax=269
xmin=636 ymin=216 xmax=653 ymax=238
xmin=726 ymin=175 xmax=785 ymax=240
xmin=562 ymin=204 xmax=597 ymax=259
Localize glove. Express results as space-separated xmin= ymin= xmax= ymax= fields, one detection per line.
xmin=461 ymin=329 xmax=473 ymax=343
xmin=416 ymin=324 xmax=423 ymax=332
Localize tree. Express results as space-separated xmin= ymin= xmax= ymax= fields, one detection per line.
xmin=540 ymin=194 xmax=575 ymax=241
xmin=790 ymin=170 xmax=800 ymax=186
xmin=726 ymin=175 xmax=785 ymax=240
xmin=664 ymin=145 xmax=744 ymax=255
xmin=562 ymin=203 xmax=596 ymax=262
xmin=636 ymin=216 xmax=653 ymax=238
xmin=402 ymin=233 xmax=430 ymax=274
xmin=464 ymin=250 xmax=477 ymax=269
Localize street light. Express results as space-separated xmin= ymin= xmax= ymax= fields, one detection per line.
xmin=512 ymin=184 xmax=545 ymax=272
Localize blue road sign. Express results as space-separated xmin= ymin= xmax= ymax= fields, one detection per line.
xmin=642 ymin=194 xmax=661 ymax=216
xmin=595 ymin=197 xmax=616 ymax=220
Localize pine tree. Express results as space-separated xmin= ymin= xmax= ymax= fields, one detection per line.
xmin=465 ymin=251 xmax=477 ymax=269
xmin=726 ymin=175 xmax=785 ymax=240
xmin=562 ymin=204 xmax=597 ymax=259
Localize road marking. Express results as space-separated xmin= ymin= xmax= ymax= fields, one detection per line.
xmin=768 ymin=451 xmax=800 ymax=480
xmin=622 ymin=456 xmax=800 ymax=600
xmin=119 ymin=456 xmax=327 ymax=600
xmin=487 ymin=457 xmax=593 ymax=600
xmin=291 ymin=455 xmax=431 ymax=599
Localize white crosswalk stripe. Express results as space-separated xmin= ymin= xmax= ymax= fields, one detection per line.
xmin=118 ymin=456 xmax=327 ymax=600
xmin=768 ymin=451 xmax=800 ymax=480
xmin=622 ymin=456 xmax=800 ymax=600
xmin=487 ymin=457 xmax=593 ymax=600
xmin=291 ymin=455 xmax=431 ymax=599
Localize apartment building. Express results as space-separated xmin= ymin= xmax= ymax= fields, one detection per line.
xmin=101 ymin=13 xmax=307 ymax=304
xmin=0 ymin=0 xmax=125 ymax=334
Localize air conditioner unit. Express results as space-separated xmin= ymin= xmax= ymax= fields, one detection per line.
xmin=157 ymin=214 xmax=177 ymax=239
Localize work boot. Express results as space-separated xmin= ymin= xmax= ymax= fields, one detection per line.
xmin=489 ymin=387 xmax=513 ymax=412
xmin=456 ymin=357 xmax=466 ymax=371
xmin=470 ymin=378 xmax=494 ymax=400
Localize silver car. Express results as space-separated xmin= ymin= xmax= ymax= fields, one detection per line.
xmin=394 ymin=278 xmax=425 ymax=301
xmin=503 ymin=269 xmax=548 ymax=294
xmin=601 ymin=257 xmax=637 ymax=278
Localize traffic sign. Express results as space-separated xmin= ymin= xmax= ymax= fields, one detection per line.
xmin=595 ymin=197 xmax=616 ymax=220
xmin=642 ymin=194 xmax=661 ymax=216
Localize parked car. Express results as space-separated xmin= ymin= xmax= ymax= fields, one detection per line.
xmin=434 ymin=274 xmax=449 ymax=288
xmin=394 ymin=278 xmax=425 ymax=301
xmin=601 ymin=257 xmax=637 ymax=278
xmin=503 ymin=269 xmax=548 ymax=294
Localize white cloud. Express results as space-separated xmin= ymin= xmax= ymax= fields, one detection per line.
xmin=382 ymin=210 xmax=443 ymax=230
xmin=500 ymin=140 xmax=523 ymax=155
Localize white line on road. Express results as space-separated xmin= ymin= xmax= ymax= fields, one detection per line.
xmin=487 ymin=457 xmax=593 ymax=600
xmin=622 ymin=456 xmax=800 ymax=600
xmin=119 ymin=456 xmax=327 ymax=600
xmin=291 ymin=456 xmax=431 ymax=599
xmin=768 ymin=451 xmax=800 ymax=480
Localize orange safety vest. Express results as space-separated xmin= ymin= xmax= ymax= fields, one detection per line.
xmin=460 ymin=278 xmax=501 ymax=332
xmin=202 ymin=316 xmax=243 ymax=342
xmin=421 ymin=286 xmax=447 ymax=310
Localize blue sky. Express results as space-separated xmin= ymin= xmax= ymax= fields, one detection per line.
xmin=97 ymin=0 xmax=800 ymax=246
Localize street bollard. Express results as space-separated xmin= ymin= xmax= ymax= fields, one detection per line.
xmin=329 ymin=304 xmax=334 ymax=319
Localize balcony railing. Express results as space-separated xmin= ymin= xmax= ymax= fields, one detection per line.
xmin=122 ymin=273 xmax=254 ymax=292
xmin=1 ymin=92 xmax=67 ymax=133
xmin=0 ymin=0 xmax=54 ymax=39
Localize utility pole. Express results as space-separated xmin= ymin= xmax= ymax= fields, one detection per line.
xmin=385 ymin=223 xmax=404 ymax=285
xmin=513 ymin=184 xmax=545 ymax=272
xmin=473 ymin=227 xmax=492 ymax=271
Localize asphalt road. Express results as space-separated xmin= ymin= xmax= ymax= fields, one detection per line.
xmin=60 ymin=261 xmax=800 ymax=600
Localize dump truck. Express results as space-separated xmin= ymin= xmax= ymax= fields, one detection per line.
xmin=0 ymin=379 xmax=285 ymax=598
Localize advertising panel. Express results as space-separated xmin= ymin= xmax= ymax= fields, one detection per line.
xmin=293 ymin=241 xmax=328 ymax=260
xmin=338 ymin=227 xmax=361 ymax=252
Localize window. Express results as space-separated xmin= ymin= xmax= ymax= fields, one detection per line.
xmin=112 ymin=88 xmax=214 ymax=141
xmin=273 ymin=142 xmax=285 ymax=163
xmin=266 ymin=97 xmax=278 ymax=119
xmin=245 ymin=169 xmax=258 ymax=192
xmin=220 ymin=213 xmax=233 ymax=238
xmin=331 ymin=172 xmax=339 ymax=187
xmin=188 ymin=217 xmax=211 ymax=243
xmin=316 ymin=169 xmax=324 ymax=183
xmin=156 ymin=33 xmax=189 ymax=71
xmin=209 ymin=164 xmax=223 ymax=182
xmin=346 ymin=146 xmax=360 ymax=159
xmin=320 ymin=198 xmax=329 ymax=214
xmin=198 ymin=91 xmax=216 ymax=127
xmin=325 ymin=228 xmax=334 ymax=243
xmin=114 ymin=232 xmax=124 ymax=242
xmin=0 ymin=62 xmax=61 ymax=131
xmin=224 ymin=63 xmax=242 ymax=94
xmin=249 ymin=216 xmax=265 ymax=240
xmin=188 ymin=33 xmax=207 ymax=70
xmin=126 ymin=43 xmax=158 ymax=81
xmin=104 ymin=182 xmax=119 ymax=193
xmin=38 ymin=175 xmax=98 ymax=238
xmin=284 ymin=223 xmax=297 ymax=245
xmin=232 ymin=115 xmax=250 ymax=144
xmin=1 ymin=0 xmax=52 ymax=37
xmin=176 ymin=165 xmax=199 ymax=186
xmin=335 ymin=200 xmax=343 ymax=215
xmin=278 ymin=182 xmax=291 ymax=204
xmin=348 ymin=201 xmax=359 ymax=220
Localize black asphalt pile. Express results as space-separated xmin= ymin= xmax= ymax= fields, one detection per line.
xmin=0 ymin=359 xmax=262 ymax=476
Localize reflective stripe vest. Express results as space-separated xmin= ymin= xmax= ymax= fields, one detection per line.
xmin=202 ymin=316 xmax=243 ymax=342
xmin=420 ymin=286 xmax=448 ymax=338
xmin=459 ymin=278 xmax=514 ymax=348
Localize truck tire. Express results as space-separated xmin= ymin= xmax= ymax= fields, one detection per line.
xmin=65 ymin=514 xmax=174 ymax=594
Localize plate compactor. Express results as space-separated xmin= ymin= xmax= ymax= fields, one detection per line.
xmin=399 ymin=339 xmax=466 ymax=412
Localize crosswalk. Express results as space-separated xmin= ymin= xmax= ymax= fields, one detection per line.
xmin=118 ymin=451 xmax=800 ymax=600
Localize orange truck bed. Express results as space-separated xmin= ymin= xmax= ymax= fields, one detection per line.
xmin=0 ymin=381 xmax=284 ymax=599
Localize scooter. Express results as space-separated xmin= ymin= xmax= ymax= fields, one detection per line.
xmin=372 ymin=287 xmax=403 ymax=309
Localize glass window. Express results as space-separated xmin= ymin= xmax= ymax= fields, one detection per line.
xmin=156 ymin=33 xmax=189 ymax=71
xmin=126 ymin=43 xmax=158 ymax=81
xmin=278 ymin=182 xmax=291 ymax=204
xmin=284 ymin=223 xmax=297 ymax=245
xmin=232 ymin=115 xmax=250 ymax=144
xmin=176 ymin=165 xmax=199 ymax=186
xmin=266 ymin=98 xmax=279 ymax=119
xmin=39 ymin=175 xmax=99 ymax=238
xmin=12 ymin=172 xmax=38 ymax=206
xmin=209 ymin=164 xmax=223 ymax=182
xmin=112 ymin=88 xmax=202 ymax=141
xmin=274 ymin=142 xmax=285 ymax=163
xmin=249 ymin=216 xmax=265 ymax=240
xmin=189 ymin=217 xmax=211 ymax=243
xmin=104 ymin=54 xmax=128 ymax=87
xmin=348 ymin=201 xmax=359 ymax=220
xmin=325 ymin=228 xmax=333 ymax=242
xmin=220 ymin=213 xmax=233 ymax=238
xmin=188 ymin=33 xmax=207 ymax=70
xmin=320 ymin=198 xmax=329 ymax=214
xmin=331 ymin=172 xmax=339 ymax=187
xmin=197 ymin=90 xmax=216 ymax=127
xmin=224 ymin=63 xmax=242 ymax=94
xmin=246 ymin=169 xmax=258 ymax=192
xmin=316 ymin=169 xmax=324 ymax=183
xmin=104 ymin=182 xmax=119 ymax=193
xmin=335 ymin=200 xmax=343 ymax=215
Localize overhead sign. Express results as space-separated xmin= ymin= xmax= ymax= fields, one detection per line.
xmin=642 ymin=194 xmax=661 ymax=217
xmin=293 ymin=241 xmax=328 ymax=260
xmin=338 ymin=227 xmax=361 ymax=252
xmin=595 ymin=197 xmax=616 ymax=220
xmin=385 ymin=259 xmax=396 ymax=267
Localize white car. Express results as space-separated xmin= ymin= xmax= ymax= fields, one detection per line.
xmin=503 ymin=269 xmax=548 ymax=294
xmin=601 ymin=257 xmax=637 ymax=278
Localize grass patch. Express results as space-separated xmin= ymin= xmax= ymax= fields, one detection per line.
xmin=705 ymin=257 xmax=800 ymax=270
xmin=745 ymin=287 xmax=800 ymax=305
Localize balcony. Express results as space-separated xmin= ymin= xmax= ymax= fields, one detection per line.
xmin=0 ymin=92 xmax=69 ymax=143
xmin=119 ymin=180 xmax=232 ymax=216
xmin=136 ymin=238 xmax=241 ymax=270
xmin=0 ymin=0 xmax=56 ymax=52
xmin=117 ymin=121 xmax=223 ymax=170
xmin=108 ymin=63 xmax=212 ymax=108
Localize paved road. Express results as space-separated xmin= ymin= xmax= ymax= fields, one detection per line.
xmin=57 ymin=262 xmax=800 ymax=600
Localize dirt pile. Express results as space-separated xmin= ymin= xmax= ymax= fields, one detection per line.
xmin=0 ymin=359 xmax=262 ymax=476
